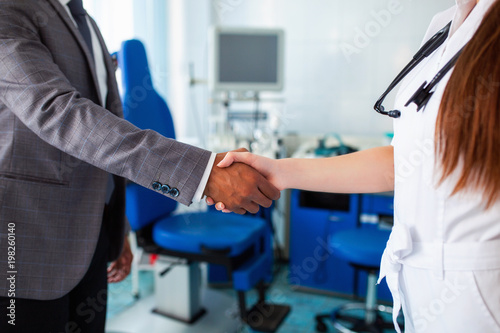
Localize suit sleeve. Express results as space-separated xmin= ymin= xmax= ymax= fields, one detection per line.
xmin=0 ymin=3 xmax=211 ymax=206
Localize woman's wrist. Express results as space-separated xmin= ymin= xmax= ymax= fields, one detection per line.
xmin=273 ymin=158 xmax=289 ymax=190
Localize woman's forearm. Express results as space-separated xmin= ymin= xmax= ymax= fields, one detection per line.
xmin=275 ymin=145 xmax=394 ymax=193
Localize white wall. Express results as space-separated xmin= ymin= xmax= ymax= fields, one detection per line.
xmin=84 ymin=0 xmax=134 ymax=53
xmin=163 ymin=0 xmax=212 ymax=147
xmin=87 ymin=0 xmax=212 ymax=146
xmin=87 ymin=0 xmax=456 ymax=142
xmin=210 ymin=0 xmax=455 ymax=138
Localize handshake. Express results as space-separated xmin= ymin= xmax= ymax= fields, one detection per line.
xmin=202 ymin=145 xmax=395 ymax=214
xmin=203 ymin=148 xmax=282 ymax=215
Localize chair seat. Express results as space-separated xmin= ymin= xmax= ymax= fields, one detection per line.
xmin=153 ymin=212 xmax=266 ymax=257
xmin=330 ymin=228 xmax=390 ymax=268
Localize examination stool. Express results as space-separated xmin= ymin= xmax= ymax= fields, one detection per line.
xmin=315 ymin=228 xmax=402 ymax=333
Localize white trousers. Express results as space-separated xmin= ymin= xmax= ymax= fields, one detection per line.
xmin=399 ymin=266 xmax=500 ymax=332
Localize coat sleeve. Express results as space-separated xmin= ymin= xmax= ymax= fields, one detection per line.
xmin=0 ymin=2 xmax=211 ymax=206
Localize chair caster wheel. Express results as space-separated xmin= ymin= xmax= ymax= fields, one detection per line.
xmin=316 ymin=320 xmax=327 ymax=332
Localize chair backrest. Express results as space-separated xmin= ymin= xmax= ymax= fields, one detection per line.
xmin=118 ymin=39 xmax=178 ymax=230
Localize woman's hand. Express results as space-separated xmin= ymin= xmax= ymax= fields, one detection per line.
xmin=207 ymin=146 xmax=396 ymax=212
xmin=206 ymin=152 xmax=283 ymax=212
xmin=205 ymin=196 xmax=231 ymax=212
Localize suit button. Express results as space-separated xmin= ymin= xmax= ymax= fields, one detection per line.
xmin=170 ymin=188 xmax=180 ymax=198
xmin=152 ymin=182 xmax=162 ymax=191
xmin=161 ymin=184 xmax=171 ymax=194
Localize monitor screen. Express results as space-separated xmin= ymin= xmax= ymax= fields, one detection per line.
xmin=209 ymin=27 xmax=284 ymax=92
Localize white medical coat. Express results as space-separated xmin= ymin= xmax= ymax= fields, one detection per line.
xmin=378 ymin=0 xmax=500 ymax=332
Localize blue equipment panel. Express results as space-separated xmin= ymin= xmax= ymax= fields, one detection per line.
xmin=361 ymin=192 xmax=394 ymax=219
xmin=289 ymin=190 xmax=360 ymax=295
xmin=289 ymin=190 xmax=393 ymax=302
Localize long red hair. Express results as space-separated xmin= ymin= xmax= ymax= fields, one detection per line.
xmin=436 ymin=0 xmax=500 ymax=208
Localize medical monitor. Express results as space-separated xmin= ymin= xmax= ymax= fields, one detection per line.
xmin=209 ymin=27 xmax=285 ymax=92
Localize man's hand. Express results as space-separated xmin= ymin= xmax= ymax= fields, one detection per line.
xmin=204 ymin=151 xmax=280 ymax=215
xmin=107 ymin=236 xmax=133 ymax=283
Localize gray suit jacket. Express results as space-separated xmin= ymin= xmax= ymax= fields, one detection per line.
xmin=0 ymin=0 xmax=211 ymax=300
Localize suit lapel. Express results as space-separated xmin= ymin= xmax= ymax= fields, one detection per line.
xmin=88 ymin=17 xmax=124 ymax=118
xmin=47 ymin=0 xmax=103 ymax=105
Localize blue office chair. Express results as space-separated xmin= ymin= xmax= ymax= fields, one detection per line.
xmin=315 ymin=227 xmax=402 ymax=333
xmin=118 ymin=39 xmax=290 ymax=332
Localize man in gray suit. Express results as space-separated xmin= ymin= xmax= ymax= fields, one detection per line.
xmin=0 ymin=0 xmax=280 ymax=331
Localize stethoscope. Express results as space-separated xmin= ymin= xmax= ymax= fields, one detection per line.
xmin=374 ymin=22 xmax=465 ymax=118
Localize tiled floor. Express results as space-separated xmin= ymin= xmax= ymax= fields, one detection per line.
xmin=106 ymin=263 xmax=396 ymax=333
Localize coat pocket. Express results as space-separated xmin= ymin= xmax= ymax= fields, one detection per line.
xmin=0 ymin=172 xmax=68 ymax=187
xmin=471 ymin=270 xmax=500 ymax=330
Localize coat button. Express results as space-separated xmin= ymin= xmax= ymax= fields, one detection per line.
xmin=152 ymin=182 xmax=162 ymax=191
xmin=161 ymin=184 xmax=172 ymax=194
xmin=169 ymin=188 xmax=180 ymax=198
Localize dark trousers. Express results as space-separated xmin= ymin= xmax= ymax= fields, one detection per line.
xmin=0 ymin=224 xmax=109 ymax=333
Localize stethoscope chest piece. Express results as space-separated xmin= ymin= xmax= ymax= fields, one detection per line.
xmin=405 ymin=81 xmax=434 ymax=112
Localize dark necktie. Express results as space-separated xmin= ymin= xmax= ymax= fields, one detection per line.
xmin=67 ymin=0 xmax=94 ymax=59
xmin=67 ymin=0 xmax=113 ymax=204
